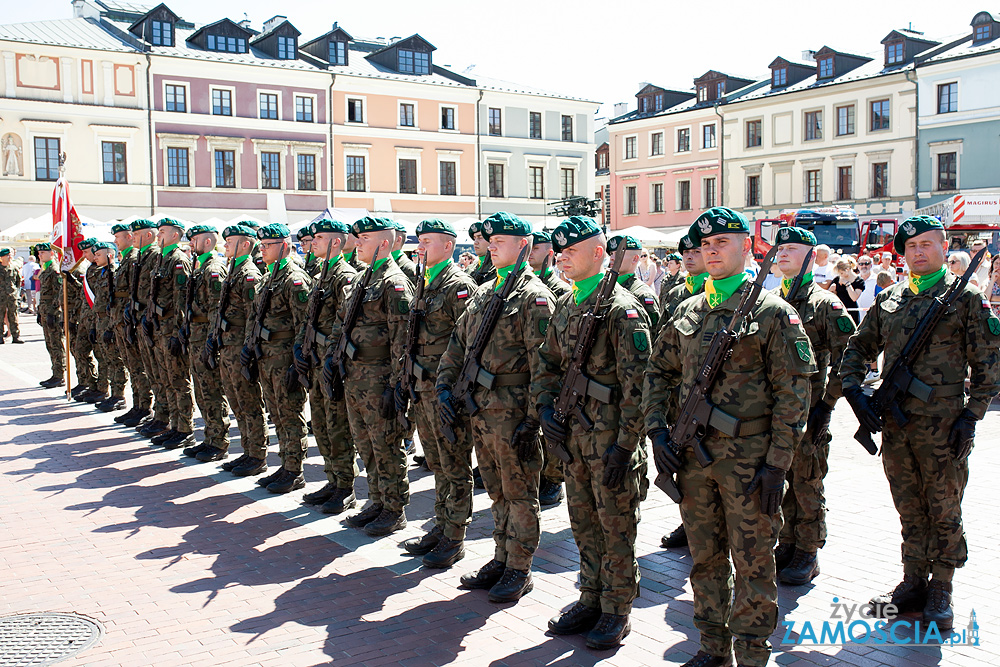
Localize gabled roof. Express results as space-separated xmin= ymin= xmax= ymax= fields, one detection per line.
xmin=367 ymin=33 xmax=435 ymax=57
xmin=971 ymin=11 xmax=1000 ymax=25
xmin=0 ymin=17 xmax=138 ymax=52
xmin=250 ymin=17 xmax=300 ymax=44
xmin=881 ymin=29 xmax=939 ymax=48
xmin=186 ymin=17 xmax=252 ymax=43
xmin=768 ymin=56 xmax=815 ymax=69
xmin=635 ymin=83 xmax=668 ymax=96
xmin=127 ymin=2 xmax=178 ymax=33
xmin=814 ymin=45 xmax=872 ymax=62
xmin=301 ymin=26 xmax=352 ymax=50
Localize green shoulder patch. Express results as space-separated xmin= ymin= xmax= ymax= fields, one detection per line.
xmin=539 ymin=318 xmax=549 ymax=336
xmin=989 ymin=314 xmax=1000 ymax=337
xmin=212 ymin=281 xmax=222 ymax=292
xmin=398 ymin=299 xmax=410 ymax=314
xmin=796 ymin=340 xmax=813 ymax=363
xmin=176 ymin=274 xmax=187 ymax=286
xmin=297 ymin=290 xmax=309 ymax=304
xmin=836 ymin=315 xmax=855 ymax=334
xmin=247 ymin=286 xmax=255 ymax=300
xmin=632 ymin=330 xmax=649 ymax=352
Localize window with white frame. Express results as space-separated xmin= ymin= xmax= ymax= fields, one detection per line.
xmin=560 ymin=167 xmax=574 ymax=198
xmin=212 ymin=89 xmax=232 ymax=116
xmin=215 ymin=149 xmax=236 ymax=188
xmin=297 ymin=154 xmax=316 ymax=190
xmin=166 ymin=147 xmax=189 ymax=186
xmin=441 ymin=106 xmax=455 ymax=130
xmin=295 ymin=96 xmax=313 ymax=122
xmin=650 ymin=132 xmax=664 ymax=156
xmin=398 ymin=158 xmax=417 ymax=194
xmin=676 ymin=128 xmax=691 ymax=153
xmin=529 ymin=166 xmax=544 ymax=199
xmin=677 ymin=180 xmax=691 ymax=210
xmin=346 ymin=155 xmax=366 ymax=191
xmin=439 ymin=161 xmax=457 ymax=195
xmin=702 ymin=124 xmax=716 ymax=149
xmin=347 ymin=98 xmax=364 ymax=123
xmin=400 ymin=102 xmax=415 ymax=127
xmin=703 ymin=177 xmax=716 ymax=208
xmin=276 ymin=36 xmax=295 ymax=60
xmin=165 ymin=84 xmax=186 ymax=112
xmin=624 ymin=185 xmax=637 ymax=215
xmin=624 ymin=135 xmax=637 ymax=160
xmin=488 ymin=163 xmax=505 ymax=198
xmin=259 ymin=93 xmax=278 ymax=120
xmin=651 ymin=182 xmax=664 ymax=213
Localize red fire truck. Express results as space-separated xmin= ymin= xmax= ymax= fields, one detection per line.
xmin=753 ymin=207 xmax=899 ymax=265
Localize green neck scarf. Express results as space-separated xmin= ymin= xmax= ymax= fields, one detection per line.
xmin=233 ymin=254 xmax=250 ymax=267
xmin=704 ymin=272 xmax=748 ymax=308
xmin=306 ymin=252 xmax=314 ymax=264
xmin=327 ymin=254 xmax=343 ymax=269
xmin=43 ymin=259 xmax=54 ymax=270
xmin=573 ymin=272 xmax=604 ymax=305
xmin=425 ymin=259 xmax=451 ymax=286
xmin=196 ymin=251 xmax=213 ymax=268
xmin=344 ymin=250 xmax=355 ymax=262
xmin=391 ymin=249 xmax=403 ymax=262
xmin=268 ymin=256 xmax=288 ymax=274
xmin=685 ymin=272 xmax=708 ymax=294
xmin=909 ymin=266 xmax=947 ymax=294
xmin=478 ymin=256 xmax=486 ymax=269
xmin=372 ymin=257 xmax=388 ymax=273
xmin=160 ymin=243 xmax=179 ymax=256
xmin=781 ymin=271 xmax=813 ymax=297
xmin=616 ymin=272 xmax=634 ymax=286
xmin=494 ymin=261 xmax=526 ymax=292
xmin=139 ymin=242 xmax=154 ymax=255
xmin=534 ymin=266 xmax=551 ymax=281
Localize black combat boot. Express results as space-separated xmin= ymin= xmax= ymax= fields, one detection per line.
xmin=774 ymin=542 xmax=795 ymax=571
xmin=679 ymin=652 xmax=734 ymax=667
xmin=401 ymin=525 xmax=442 ymax=555
xmin=365 ymin=508 xmax=406 ymax=537
xmin=472 ymin=466 xmax=484 ymax=490
xmin=69 ymin=383 xmax=87 ymax=397
xmin=320 ymin=487 xmax=356 ymax=515
xmin=547 ymin=601 xmax=602 ymax=635
xmin=120 ymin=409 xmax=150 ymax=427
xmin=221 ymin=453 xmax=249 ymax=472
xmin=779 ymin=549 xmax=819 ymax=586
xmin=488 ymin=567 xmax=533 ymax=603
xmin=183 ymin=442 xmax=209 ymax=458
xmin=11 ymin=338 xmax=23 ymax=344
xmin=584 ymin=612 xmax=631 ymax=650
xmin=267 ymin=469 xmax=305 ymax=494
xmin=83 ymin=389 xmax=107 ymax=404
xmin=459 ymin=559 xmax=506 ymax=590
xmin=662 ymin=523 xmax=688 ymax=549
xmin=232 ymin=456 xmax=266 ymax=477
xmin=422 ymin=537 xmax=465 ymax=569
xmin=302 ymin=482 xmax=337 ymax=506
xmin=195 ymin=446 xmax=228 ymax=463
xmin=538 ymin=478 xmax=564 ymax=507
xmin=923 ymin=580 xmax=954 ymax=630
xmin=139 ymin=420 xmax=168 ymax=437
xmin=162 ymin=431 xmax=195 ymax=450
xmin=869 ymin=574 xmax=929 ymax=617
xmin=257 ymin=467 xmax=284 ymax=487
xmin=97 ymin=396 xmax=126 ymax=412
xmin=115 ymin=407 xmax=138 ymax=424
xmin=151 ymin=429 xmax=177 ymax=446
xmin=346 ymin=503 xmax=383 ymax=528
xmin=40 ymin=376 xmax=64 ymax=388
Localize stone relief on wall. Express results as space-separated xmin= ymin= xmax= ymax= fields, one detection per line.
xmin=2 ymin=133 xmax=23 ymax=177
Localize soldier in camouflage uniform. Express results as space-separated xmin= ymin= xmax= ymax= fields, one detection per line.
xmin=534 ymin=217 xmax=651 ymax=650
xmin=133 ymin=219 xmax=170 ymax=438
xmin=608 ymin=235 xmax=659 ymax=330
xmin=213 ymin=225 xmax=268 ymax=478
xmin=296 ymin=227 xmax=319 ymax=277
xmin=68 ymin=239 xmax=99 ymax=402
xmin=36 ymin=244 xmax=66 ymax=387
xmin=436 ymin=211 xmax=555 ymax=604
xmin=148 ymin=218 xmax=196 ymax=450
xmin=293 ymin=218 xmax=359 ymax=513
xmin=390 ymin=220 xmax=419 ymax=283
xmin=89 ymin=242 xmax=127 ymax=411
xmin=643 ymin=207 xmax=815 ymax=667
xmin=81 ymin=238 xmax=114 ymax=405
xmin=394 ymin=219 xmax=478 ymax=568
xmin=325 ymin=216 xmax=414 ymax=537
xmin=0 ymin=248 xmax=23 ymax=344
xmin=528 ymin=229 xmax=570 ymax=507
xmin=241 ymin=224 xmax=312 ymax=493
xmin=841 ymin=215 xmax=1000 ymax=632
xmin=111 ymin=223 xmax=152 ymax=426
xmin=658 ymin=252 xmax=684 ymax=303
xmin=343 ymin=232 xmax=366 ymax=271
xmin=180 ymin=225 xmax=231 ymax=462
xmin=466 ymin=222 xmax=497 ymax=285
xmin=771 ymin=227 xmax=855 ymax=586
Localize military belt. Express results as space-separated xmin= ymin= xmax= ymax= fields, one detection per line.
xmin=191 ymin=315 xmax=210 ymax=323
xmin=314 ymin=327 xmax=334 ymax=345
xmin=707 ymin=410 xmax=771 ymax=438
xmin=261 ymin=327 xmax=294 ymax=342
xmin=220 ymin=317 xmax=245 ymax=332
xmin=114 ymin=291 xmax=128 ymax=298
xmin=475 ymin=369 xmax=531 ymax=389
xmin=908 ymin=380 xmax=965 ymax=402
xmin=345 ymin=343 xmax=391 ymax=360
xmin=584 ymin=372 xmax=619 ymax=404
xmin=95 ymin=311 xmax=109 ymax=318
xmin=417 ymin=343 xmax=449 ymax=356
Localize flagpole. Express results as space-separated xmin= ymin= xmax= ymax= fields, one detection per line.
xmin=58 ymin=153 xmax=72 ymax=400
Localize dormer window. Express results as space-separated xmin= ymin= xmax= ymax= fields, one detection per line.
xmin=697 ymin=85 xmax=707 ymax=102
xmin=772 ymin=68 xmax=787 ymax=87
xmin=207 ymin=34 xmax=246 ymax=53
xmin=975 ymin=23 xmax=993 ymax=42
xmin=639 ymin=97 xmax=649 ymax=113
xmin=715 ymin=82 xmax=724 ymax=98
xmin=655 ymin=93 xmax=663 ymax=110
xmin=151 ymin=20 xmax=173 ymax=46
xmin=818 ymin=57 xmax=834 ymax=78
xmin=329 ymin=40 xmax=346 ymax=65
xmin=886 ymin=41 xmax=904 ymax=65
xmin=398 ymin=49 xmax=429 ymax=74
xmin=276 ymin=35 xmax=296 ymax=59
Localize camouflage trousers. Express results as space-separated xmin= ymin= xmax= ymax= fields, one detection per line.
xmin=779 ymin=424 xmax=831 ymax=552
xmin=345 ymin=368 xmax=409 ymax=512
xmin=470 ymin=404 xmax=542 ymax=571
xmin=564 ymin=419 xmax=646 ymax=615
xmin=219 ymin=344 xmax=266 ymax=458
xmin=115 ymin=323 xmax=151 ymax=410
xmin=94 ymin=314 xmax=126 ymax=396
xmin=138 ymin=326 xmax=169 ymax=423
xmin=0 ymin=295 xmax=19 ymax=340
xmin=541 ymin=447 xmax=564 ymax=484
xmin=259 ymin=349 xmax=307 ymax=471
xmin=41 ymin=314 xmax=65 ymax=375
xmin=72 ymin=324 xmax=97 ymax=389
xmin=308 ymin=369 xmax=358 ymax=489
xmin=414 ymin=387 xmax=473 ymax=541
xmin=678 ymin=434 xmax=781 ymax=667
xmin=881 ymin=413 xmax=969 ymax=575
xmin=189 ymin=334 xmax=230 ymax=450
xmin=152 ymin=333 xmax=194 ymax=432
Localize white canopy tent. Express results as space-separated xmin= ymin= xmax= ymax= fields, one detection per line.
xmin=613 ymin=225 xmax=681 ymax=249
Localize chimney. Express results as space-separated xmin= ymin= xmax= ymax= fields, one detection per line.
xmin=801 ymin=50 xmax=817 ymax=62
xmin=613 ymin=102 xmax=629 ymax=118
xmin=332 ymin=21 xmax=339 ymax=31
xmin=263 ymin=15 xmax=286 ymax=32
xmin=72 ymin=0 xmax=100 ymax=19
xmin=238 ymin=19 xmax=251 ymax=30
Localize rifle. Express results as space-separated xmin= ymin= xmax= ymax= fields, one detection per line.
xmin=543 ymin=247 xmax=626 ymax=464
xmin=241 ymin=270 xmax=274 ymax=382
xmin=299 ymin=237 xmax=335 ymax=389
xmin=178 ymin=262 xmax=198 ymax=356
xmin=105 ymin=261 xmax=115 ymax=316
xmin=855 ymin=247 xmax=986 ymax=455
xmin=539 ymin=250 xmax=552 ymax=283
xmin=324 ymin=245 xmax=383 ymax=400
xmin=654 ymin=246 xmax=779 ymax=503
xmin=202 ymin=257 xmax=236 ymax=370
xmin=125 ymin=251 xmax=141 ymax=345
xmin=397 ymin=252 xmax=427 ymax=428
xmin=443 ymin=244 xmax=530 ymax=443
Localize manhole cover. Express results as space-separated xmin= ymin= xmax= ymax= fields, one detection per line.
xmin=0 ymin=613 xmax=103 ymax=666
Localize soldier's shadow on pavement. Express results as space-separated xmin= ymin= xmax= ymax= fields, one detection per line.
xmin=2 ymin=430 xmax=161 ymax=478
xmin=488 ymin=635 xmax=623 ymax=667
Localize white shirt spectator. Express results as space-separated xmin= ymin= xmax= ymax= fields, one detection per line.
xmin=22 ymin=259 xmax=38 ymax=287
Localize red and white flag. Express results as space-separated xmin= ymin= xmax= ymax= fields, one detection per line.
xmin=51 ymin=176 xmax=84 ymax=269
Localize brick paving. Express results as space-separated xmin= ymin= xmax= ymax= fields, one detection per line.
xmin=0 ymin=318 xmax=997 ymax=666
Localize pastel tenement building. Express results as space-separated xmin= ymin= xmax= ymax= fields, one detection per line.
xmin=0 ymin=0 xmax=598 ymax=229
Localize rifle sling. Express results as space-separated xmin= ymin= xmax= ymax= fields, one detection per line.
xmin=903 ymin=379 xmax=964 ymax=402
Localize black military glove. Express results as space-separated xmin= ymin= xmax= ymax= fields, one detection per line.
xmin=292 ymin=343 xmax=310 ymax=377
xmin=601 ymin=444 xmax=632 ymax=489
xmin=140 ymin=315 xmax=153 ymax=338
xmin=102 ymin=330 xmax=113 ymax=345
xmin=511 ymin=418 xmax=541 ymax=462
xmin=844 ymin=385 xmax=883 ymax=434
xmin=393 ymin=381 xmax=408 ymax=413
xmin=806 ymin=401 xmax=835 ymax=446
xmin=239 ymin=345 xmax=254 ymax=369
xmin=283 ymin=365 xmax=298 ymax=391
xmin=88 ymin=327 xmax=98 ymax=345
xmin=379 ymin=385 xmax=395 ymax=419
xmin=68 ymin=321 xmax=78 ymax=335
xmin=948 ymin=409 xmax=977 ymax=462
xmin=436 ymin=388 xmax=457 ymax=426
xmin=167 ymin=336 xmax=183 ymax=357
xmin=649 ymin=427 xmax=682 ymax=476
xmin=36 ymin=312 xmax=42 ymax=325
xmin=200 ymin=338 xmax=214 ymax=368
xmin=538 ymin=405 xmax=567 ymax=445
xmin=123 ymin=305 xmax=133 ymax=327
xmin=746 ymin=464 xmax=786 ymax=515
xmin=322 ymin=353 xmax=336 ymax=390
xmin=45 ymin=313 xmax=54 ymax=328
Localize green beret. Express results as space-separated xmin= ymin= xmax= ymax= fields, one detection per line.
xmin=775 ymin=226 xmax=817 ymax=247
xmin=157 ymin=217 xmax=184 ymax=231
xmin=0 ymin=248 xmax=10 ymax=257
xmin=607 ymin=235 xmax=641 ymax=252
xmin=131 ymin=218 xmax=157 ymax=231
xmin=35 ymin=242 xmax=52 ymax=251
xmin=311 ymin=219 xmax=350 ymax=235
xmin=241 ymin=219 xmax=261 ymax=230
xmin=689 ymin=207 xmax=750 ymax=245
xmin=678 ymin=235 xmax=697 ymax=253
xmin=111 ymin=223 xmax=131 ymax=235
xmin=94 ymin=241 xmax=116 ymax=252
xmin=78 ymin=238 xmax=97 ymax=250
xmin=531 ymin=230 xmax=552 ymax=245
xmin=415 ymin=219 xmax=457 ymax=237
xmin=185 ymin=224 xmax=218 ymax=240
xmin=295 ymin=227 xmax=314 ymax=241
xmin=895 ymin=215 xmax=945 ymax=254
xmin=258 ymin=223 xmax=291 ymax=240
xmin=351 ymin=216 xmax=395 ymax=236
xmin=481 ymin=212 xmax=531 ymax=241
xmin=667 ymin=252 xmax=682 ymax=262
xmin=551 ymin=216 xmax=602 ymax=252
xmin=222 ymin=224 xmax=256 ymax=239
xmin=468 ymin=221 xmax=484 ymax=239
xmin=388 ymin=219 xmax=407 ymax=233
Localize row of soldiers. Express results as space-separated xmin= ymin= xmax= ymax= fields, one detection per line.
xmin=0 ymin=247 xmax=25 ymax=344
xmin=32 ymin=207 xmax=998 ymax=665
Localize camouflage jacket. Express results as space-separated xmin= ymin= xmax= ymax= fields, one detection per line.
xmin=189 ymin=254 xmax=227 ymax=343
xmin=411 ymin=260 xmax=478 ymax=393
xmin=776 ymin=280 xmax=854 ymax=407
xmin=82 ymin=263 xmax=101 ymax=328
xmin=135 ymin=243 xmax=161 ymax=317
xmin=539 ymin=268 xmax=571 ymax=300
xmin=90 ymin=263 xmax=116 ymax=327
xmin=840 ymin=271 xmax=1000 ymax=420
xmin=395 ymin=251 xmax=418 ymax=284
xmin=336 ymin=256 xmax=413 ymax=385
xmin=437 ymin=270 xmax=555 ymax=418
xmin=620 ymin=273 xmax=659 ymax=331
xmin=38 ymin=261 xmax=62 ymax=315
xmin=215 ymin=255 xmax=261 ymax=349
xmin=152 ymin=245 xmax=190 ymax=335
xmin=643 ymin=284 xmax=817 ymax=471
xmin=345 ymin=251 xmax=366 ymax=272
xmin=0 ymin=263 xmax=18 ymax=299
xmin=661 ymin=281 xmax=704 ymax=323
xmin=467 ymin=254 xmax=497 ymax=286
xmin=658 ymin=271 xmax=684 ymax=303
xmin=245 ymin=257 xmax=312 ymax=356
xmin=111 ymin=248 xmax=138 ymax=323
xmin=532 ymin=281 xmax=652 ymax=452
xmin=303 ymin=253 xmax=321 ymax=278
xmin=296 ymin=255 xmax=358 ymax=357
